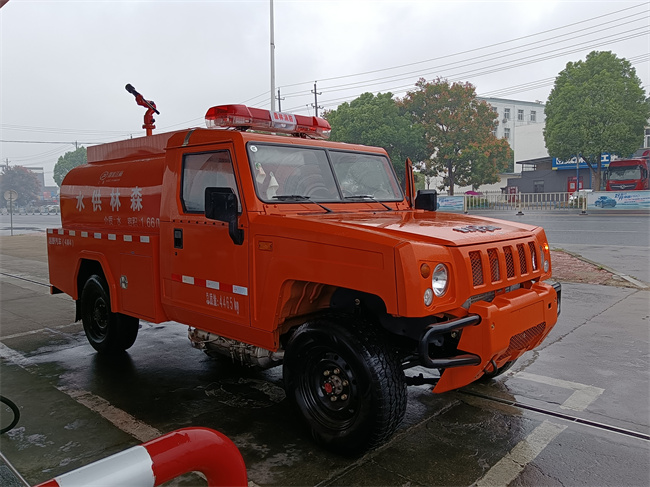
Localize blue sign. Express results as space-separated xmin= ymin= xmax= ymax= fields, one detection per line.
xmin=587 ymin=191 xmax=650 ymax=210
xmin=438 ymin=196 xmax=464 ymax=211
xmin=552 ymin=153 xmax=613 ymax=171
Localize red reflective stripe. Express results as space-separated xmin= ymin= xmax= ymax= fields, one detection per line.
xmin=34 ymin=481 xmax=60 ymax=487
xmin=144 ymin=428 xmax=247 ymax=487
xmin=220 ymin=283 xmax=234 ymax=294
xmin=171 ymin=274 xmax=182 ymax=282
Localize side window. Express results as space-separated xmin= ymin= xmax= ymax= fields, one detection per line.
xmin=182 ymin=151 xmax=240 ymax=213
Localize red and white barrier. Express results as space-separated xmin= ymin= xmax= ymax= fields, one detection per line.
xmin=34 ymin=427 xmax=247 ymax=487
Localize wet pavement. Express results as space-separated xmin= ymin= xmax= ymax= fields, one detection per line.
xmin=0 ymin=214 xmax=649 ymax=486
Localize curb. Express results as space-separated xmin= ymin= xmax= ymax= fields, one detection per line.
xmin=556 ymin=248 xmax=649 ymax=290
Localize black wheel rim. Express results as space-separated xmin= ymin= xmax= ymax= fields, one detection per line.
xmin=297 ymin=348 xmax=362 ymax=432
xmin=88 ymin=295 xmax=109 ymax=341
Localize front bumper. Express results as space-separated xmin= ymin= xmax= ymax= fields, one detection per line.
xmin=417 ymin=281 xmax=561 ymax=393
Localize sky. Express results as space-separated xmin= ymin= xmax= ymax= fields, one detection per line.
xmin=1 ymin=0 xmax=648 ymax=186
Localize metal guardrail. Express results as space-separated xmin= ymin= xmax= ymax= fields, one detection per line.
xmin=461 ymin=192 xmax=587 ymax=213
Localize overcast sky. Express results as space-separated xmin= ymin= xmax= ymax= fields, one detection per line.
xmin=1 ymin=0 xmax=648 ymax=186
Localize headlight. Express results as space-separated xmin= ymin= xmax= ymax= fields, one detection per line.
xmin=432 ymin=263 xmax=449 ymax=297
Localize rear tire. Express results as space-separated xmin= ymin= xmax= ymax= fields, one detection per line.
xmin=283 ymin=317 xmax=406 ymax=455
xmin=80 ymin=274 xmax=138 ymax=354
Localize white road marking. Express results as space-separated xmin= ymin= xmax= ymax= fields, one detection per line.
xmin=513 ymin=371 xmax=605 ymax=411
xmin=59 ymin=387 xmax=162 ymax=443
xmin=475 ymin=421 xmax=567 ymax=487
xmin=0 ymin=342 xmax=161 ymax=443
xmin=476 ymin=372 xmax=605 ymax=485
xmin=0 ymin=342 xmax=31 ymax=368
xmin=1 ymin=323 xmax=78 ymax=340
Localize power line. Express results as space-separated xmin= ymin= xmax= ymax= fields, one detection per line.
xmin=278 ymin=3 xmax=648 ymax=91
xmin=281 ymin=20 xmax=649 ymax=100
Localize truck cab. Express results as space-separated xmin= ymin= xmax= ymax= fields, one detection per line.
xmin=605 ymin=158 xmax=650 ymax=191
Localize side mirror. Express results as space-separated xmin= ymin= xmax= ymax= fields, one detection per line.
xmin=205 ymin=187 xmax=244 ymax=245
xmin=415 ymin=190 xmax=438 ymax=211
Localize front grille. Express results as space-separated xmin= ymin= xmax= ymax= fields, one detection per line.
xmin=529 ymin=242 xmax=538 ymax=271
xmin=465 ymin=239 xmax=539 ymax=289
xmin=469 ymin=251 xmax=483 ymax=286
xmin=488 ymin=248 xmax=500 ymax=281
xmin=517 ymin=244 xmax=527 ymax=274
xmin=498 ymin=322 xmax=546 ymax=361
xmin=504 ymin=246 xmax=515 ymax=278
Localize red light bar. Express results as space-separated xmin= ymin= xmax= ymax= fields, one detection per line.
xmin=205 ymin=104 xmax=331 ymax=139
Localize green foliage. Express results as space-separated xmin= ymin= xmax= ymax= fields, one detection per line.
xmin=0 ymin=165 xmax=42 ymax=207
xmin=402 ymin=78 xmax=512 ymax=195
xmin=544 ymin=51 xmax=650 ymax=189
xmin=54 ymin=146 xmax=87 ymax=186
xmin=325 ymin=92 xmax=427 ymax=184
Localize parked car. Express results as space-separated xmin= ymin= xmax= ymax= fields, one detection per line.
xmin=569 ymin=189 xmax=592 ymax=202
xmin=595 ymin=196 xmax=617 ymax=208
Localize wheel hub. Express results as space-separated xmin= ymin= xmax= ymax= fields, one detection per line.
xmin=321 ymin=366 xmax=350 ymax=403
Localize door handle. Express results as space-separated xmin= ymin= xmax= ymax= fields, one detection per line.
xmin=173 ymin=228 xmax=183 ymax=249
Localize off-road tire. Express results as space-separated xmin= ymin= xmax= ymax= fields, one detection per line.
xmin=283 ymin=317 xmax=407 ymax=455
xmin=80 ymin=274 xmax=139 ymax=354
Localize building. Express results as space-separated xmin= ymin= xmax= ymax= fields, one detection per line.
xmin=433 ymin=97 xmax=649 ymax=195
xmin=427 ymin=97 xmax=548 ymax=194
xmin=479 ymin=97 xmax=547 ymax=175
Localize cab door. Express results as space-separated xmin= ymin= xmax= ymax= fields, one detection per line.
xmin=164 ymin=146 xmax=250 ymax=328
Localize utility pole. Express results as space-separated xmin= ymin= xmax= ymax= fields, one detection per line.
xmin=270 ymin=0 xmax=276 ymax=112
xmin=311 ymin=81 xmax=323 ymax=117
xmin=276 ymin=88 xmax=285 ymax=112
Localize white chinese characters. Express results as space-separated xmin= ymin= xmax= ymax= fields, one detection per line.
xmin=130 ymin=186 xmax=143 ymax=211
xmin=92 ymin=190 xmax=102 ymax=212
xmin=76 ymin=191 xmax=85 ymax=211
xmin=75 ymin=185 xmax=145 ymax=215
xmin=110 ymin=188 xmax=121 ymax=211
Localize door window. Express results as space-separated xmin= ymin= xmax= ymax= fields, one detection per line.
xmin=181 ymin=151 xmax=240 ymax=213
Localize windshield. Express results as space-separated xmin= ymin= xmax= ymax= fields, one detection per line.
xmin=609 ymin=166 xmax=641 ymax=181
xmin=247 ymin=143 xmax=403 ymax=203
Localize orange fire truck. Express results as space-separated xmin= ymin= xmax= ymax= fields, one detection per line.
xmin=48 ymin=97 xmax=561 ymax=454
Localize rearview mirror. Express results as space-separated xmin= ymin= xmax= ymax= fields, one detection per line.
xmin=415 ymin=190 xmax=438 ymax=211
xmin=205 ymin=187 xmax=244 ymax=245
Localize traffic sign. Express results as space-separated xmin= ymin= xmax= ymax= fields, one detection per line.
xmin=4 ymin=189 xmax=18 ymax=201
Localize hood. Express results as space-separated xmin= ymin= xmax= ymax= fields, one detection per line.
xmin=289 ymin=210 xmax=538 ymax=247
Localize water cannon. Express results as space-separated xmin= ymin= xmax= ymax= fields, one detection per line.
xmin=126 ymin=83 xmax=160 ymax=136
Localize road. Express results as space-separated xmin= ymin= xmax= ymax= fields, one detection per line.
xmin=0 ymin=211 xmax=649 ymax=486
xmin=465 ymin=210 xmax=650 ymax=286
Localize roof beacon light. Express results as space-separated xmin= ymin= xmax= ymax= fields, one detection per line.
xmin=205 ymin=104 xmax=331 ymax=139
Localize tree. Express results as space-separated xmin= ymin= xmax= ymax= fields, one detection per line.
xmin=402 ymin=78 xmax=512 ymax=195
xmin=544 ymin=51 xmax=650 ymax=190
xmin=0 ymin=165 xmax=42 ymax=207
xmin=325 ymin=92 xmax=428 ymax=185
xmin=54 ymin=146 xmax=87 ymax=186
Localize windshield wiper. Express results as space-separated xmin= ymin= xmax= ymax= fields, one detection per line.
xmin=344 ymin=195 xmax=393 ymax=211
xmin=272 ymin=195 xmax=332 ymax=213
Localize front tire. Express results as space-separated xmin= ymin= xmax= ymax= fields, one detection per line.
xmin=80 ymin=274 xmax=139 ymax=354
xmin=283 ymin=317 xmax=406 ymax=455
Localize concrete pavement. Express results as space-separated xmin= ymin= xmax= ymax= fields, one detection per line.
xmin=1 ymin=231 xmax=648 ymax=486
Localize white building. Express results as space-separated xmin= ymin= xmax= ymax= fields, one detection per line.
xmin=479 ymin=97 xmax=548 ymax=175
xmin=427 ymin=97 xmax=548 ymax=193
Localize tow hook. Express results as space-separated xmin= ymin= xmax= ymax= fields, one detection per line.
xmin=483 ymin=358 xmax=498 ymax=375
